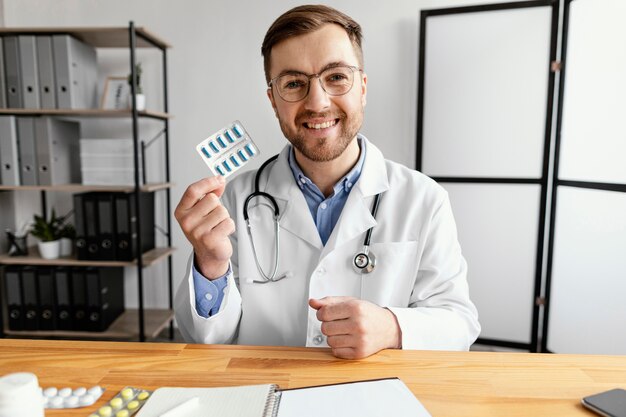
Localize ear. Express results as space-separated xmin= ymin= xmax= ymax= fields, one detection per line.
xmin=267 ymin=88 xmax=278 ymax=117
xmin=360 ymin=72 xmax=367 ymax=107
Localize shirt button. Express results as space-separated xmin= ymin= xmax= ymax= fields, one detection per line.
xmin=313 ymin=334 xmax=324 ymax=345
xmin=300 ymin=178 xmax=307 ymax=184
xmin=320 ymin=202 xmax=327 ymax=210
xmin=317 ymin=268 xmax=326 ymax=275
xmin=347 ymin=182 xmax=353 ymax=188
xmin=205 ymin=293 xmax=213 ymax=301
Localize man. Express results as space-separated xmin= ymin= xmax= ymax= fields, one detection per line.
xmin=175 ymin=5 xmax=480 ymax=359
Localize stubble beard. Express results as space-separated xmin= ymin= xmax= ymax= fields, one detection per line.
xmin=277 ymin=106 xmax=364 ymax=163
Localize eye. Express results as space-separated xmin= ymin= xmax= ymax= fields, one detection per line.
xmin=325 ymin=72 xmax=349 ymax=84
xmin=279 ymin=76 xmax=307 ymax=90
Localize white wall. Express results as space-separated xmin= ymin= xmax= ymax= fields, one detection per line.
xmin=1 ymin=0 xmax=529 ymax=311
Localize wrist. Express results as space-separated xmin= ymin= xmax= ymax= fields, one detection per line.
xmin=194 ymin=254 xmax=229 ymax=280
xmin=385 ymin=308 xmax=403 ymax=349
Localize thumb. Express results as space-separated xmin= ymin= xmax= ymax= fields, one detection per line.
xmin=308 ymin=298 xmax=326 ymax=310
xmin=212 ymin=176 xmax=227 ymax=198
xmin=309 ymin=296 xmax=354 ymax=310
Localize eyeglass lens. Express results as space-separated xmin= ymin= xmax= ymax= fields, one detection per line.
xmin=274 ymin=66 xmax=357 ymax=102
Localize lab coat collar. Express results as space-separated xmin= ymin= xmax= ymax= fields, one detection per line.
xmin=261 ymin=135 xmax=389 ymax=252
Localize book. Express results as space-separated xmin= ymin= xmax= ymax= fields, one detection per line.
xmin=135 ymin=378 xmax=431 ymax=417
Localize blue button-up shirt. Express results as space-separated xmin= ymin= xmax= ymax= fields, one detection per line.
xmin=192 ymin=138 xmax=366 ymax=317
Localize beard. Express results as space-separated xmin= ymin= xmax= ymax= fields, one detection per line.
xmin=277 ymin=105 xmax=364 ymax=162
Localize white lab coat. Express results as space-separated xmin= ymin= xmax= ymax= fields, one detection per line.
xmin=175 ymin=136 xmax=480 ymax=350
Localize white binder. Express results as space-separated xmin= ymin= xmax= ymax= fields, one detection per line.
xmin=52 ymin=35 xmax=98 ymax=109
xmin=36 ymin=36 xmax=57 ymax=109
xmin=16 ymin=117 xmax=38 ymax=185
xmin=35 ymin=117 xmax=80 ymax=185
xmin=3 ymin=36 xmax=23 ymax=108
xmin=0 ymin=38 xmax=7 ymax=108
xmin=0 ymin=116 xmax=21 ymax=186
xmin=17 ymin=36 xmax=40 ymax=109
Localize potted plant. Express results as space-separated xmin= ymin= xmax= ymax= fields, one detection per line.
xmin=128 ymin=62 xmax=146 ymax=111
xmin=29 ymin=210 xmax=62 ymax=259
xmin=57 ymin=222 xmax=76 ymax=257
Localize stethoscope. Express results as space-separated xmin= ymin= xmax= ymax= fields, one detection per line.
xmin=243 ymin=154 xmax=382 ymax=284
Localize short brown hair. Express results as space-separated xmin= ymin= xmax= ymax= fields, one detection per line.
xmin=261 ymin=5 xmax=363 ymax=84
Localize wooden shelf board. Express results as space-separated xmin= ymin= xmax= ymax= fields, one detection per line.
xmin=0 ymin=247 xmax=176 ymax=267
xmin=3 ymin=309 xmax=174 ymax=340
xmin=0 ymin=108 xmax=171 ymax=119
xmin=0 ymin=182 xmax=174 ymax=192
xmin=0 ymin=27 xmax=170 ymax=49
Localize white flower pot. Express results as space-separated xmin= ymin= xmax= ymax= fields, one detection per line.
xmin=59 ymin=237 xmax=73 ymax=257
xmin=38 ymin=240 xmax=61 ymax=260
xmin=130 ymin=93 xmax=146 ymax=111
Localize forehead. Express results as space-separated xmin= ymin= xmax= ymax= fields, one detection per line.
xmin=269 ymin=24 xmax=359 ymax=77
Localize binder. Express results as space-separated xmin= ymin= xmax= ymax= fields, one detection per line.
xmin=52 ymin=35 xmax=98 ymax=109
xmin=17 ymin=36 xmax=40 ymax=109
xmin=85 ymin=267 xmax=124 ymax=331
xmin=70 ymin=267 xmax=88 ymax=331
xmin=36 ymin=36 xmax=57 ymax=109
xmin=54 ymin=267 xmax=73 ymax=331
xmin=0 ymin=38 xmax=7 ymax=108
xmin=35 ymin=117 xmax=80 ymax=185
xmin=96 ymin=193 xmax=116 ymax=260
xmin=83 ymin=193 xmax=99 ymax=260
xmin=3 ymin=36 xmax=23 ymax=108
xmin=0 ymin=116 xmax=21 ymax=186
xmin=16 ymin=117 xmax=38 ymax=185
xmin=4 ymin=266 xmax=24 ymax=331
xmin=36 ymin=267 xmax=57 ymax=330
xmin=114 ymin=192 xmax=155 ymax=261
xmin=21 ymin=266 xmax=39 ymax=331
xmin=73 ymin=193 xmax=88 ymax=260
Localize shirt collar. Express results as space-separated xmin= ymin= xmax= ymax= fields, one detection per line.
xmin=287 ymin=136 xmax=367 ymax=195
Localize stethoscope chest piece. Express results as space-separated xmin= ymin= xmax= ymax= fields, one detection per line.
xmin=353 ymin=249 xmax=376 ymax=274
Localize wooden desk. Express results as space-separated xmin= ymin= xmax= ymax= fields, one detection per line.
xmin=0 ymin=339 xmax=624 ymax=416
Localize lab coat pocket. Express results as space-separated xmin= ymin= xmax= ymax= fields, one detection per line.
xmin=359 ymin=241 xmax=419 ymax=307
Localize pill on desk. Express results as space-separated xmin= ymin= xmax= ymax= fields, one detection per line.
xmin=88 ymin=386 xmax=103 ymax=396
xmin=121 ymin=388 xmax=134 ymax=399
xmin=127 ymin=400 xmax=139 ymax=410
xmin=43 ymin=387 xmax=58 ymax=397
xmin=99 ymin=405 xmax=113 ymax=416
xmin=73 ymin=387 xmax=87 ymax=397
xmin=64 ymin=395 xmax=79 ymax=407
xmin=110 ymin=397 xmax=124 ymax=409
xmin=50 ymin=396 xmax=64 ymax=408
xmin=233 ymin=124 xmax=243 ymax=138
xmin=116 ymin=410 xmax=129 ymax=417
xmin=209 ymin=141 xmax=219 ymax=153
xmin=217 ymin=135 xmax=227 ymax=148
xmin=137 ymin=391 xmax=150 ymax=401
xmin=80 ymin=394 xmax=96 ymax=406
xmin=201 ymin=146 xmax=211 ymax=158
xmin=224 ymin=130 xmax=235 ymax=142
xmin=58 ymin=387 xmax=72 ymax=397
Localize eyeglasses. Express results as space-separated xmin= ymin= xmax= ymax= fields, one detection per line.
xmin=268 ymin=65 xmax=362 ymax=103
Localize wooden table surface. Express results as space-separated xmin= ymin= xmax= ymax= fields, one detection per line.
xmin=0 ymin=339 xmax=624 ymax=416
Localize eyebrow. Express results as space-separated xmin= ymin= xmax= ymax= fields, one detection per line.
xmin=275 ymin=61 xmax=354 ymax=78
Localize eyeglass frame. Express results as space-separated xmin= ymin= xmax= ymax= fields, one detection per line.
xmin=267 ymin=65 xmax=364 ymax=103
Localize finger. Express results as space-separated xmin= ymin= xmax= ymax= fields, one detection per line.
xmin=326 ymin=334 xmax=354 ymax=349
xmin=331 ymin=347 xmax=358 ymax=360
xmin=309 ymin=296 xmax=355 ymax=310
xmin=315 ymin=301 xmax=354 ymax=322
xmin=188 ymin=207 xmax=233 ymax=242
xmin=321 ymin=319 xmax=351 ymax=337
xmin=177 ymin=176 xmax=226 ymax=211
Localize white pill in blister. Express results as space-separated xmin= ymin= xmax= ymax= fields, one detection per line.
xmin=80 ymin=394 xmax=96 ymax=406
xmin=89 ymin=386 xmax=103 ymax=396
xmin=43 ymin=387 xmax=58 ymax=397
xmin=73 ymin=387 xmax=87 ymax=396
xmin=65 ymin=395 xmax=79 ymax=407
xmin=58 ymin=387 xmax=72 ymax=397
xmin=50 ymin=396 xmax=64 ymax=408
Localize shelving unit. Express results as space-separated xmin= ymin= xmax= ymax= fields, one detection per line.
xmin=0 ymin=23 xmax=175 ymax=342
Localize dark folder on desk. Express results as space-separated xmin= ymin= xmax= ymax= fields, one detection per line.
xmin=54 ymin=267 xmax=73 ymax=331
xmin=4 ymin=266 xmax=24 ymax=330
xmin=70 ymin=267 xmax=88 ymax=331
xmin=21 ymin=266 xmax=39 ymax=331
xmin=85 ymin=267 xmax=124 ymax=331
xmin=0 ymin=116 xmax=20 ymax=186
xmin=37 ymin=267 xmax=56 ymax=330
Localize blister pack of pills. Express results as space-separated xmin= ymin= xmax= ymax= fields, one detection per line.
xmin=42 ymin=385 xmax=104 ymax=409
xmin=88 ymin=386 xmax=152 ymax=417
xmin=196 ymin=120 xmax=259 ymax=178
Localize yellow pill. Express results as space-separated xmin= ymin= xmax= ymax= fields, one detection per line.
xmin=116 ymin=410 xmax=129 ymax=417
xmin=110 ymin=397 xmax=123 ymax=409
xmin=121 ymin=388 xmax=134 ymax=399
xmin=137 ymin=391 xmax=150 ymax=401
xmin=99 ymin=406 xmax=113 ymax=416
xmin=127 ymin=400 xmax=139 ymax=410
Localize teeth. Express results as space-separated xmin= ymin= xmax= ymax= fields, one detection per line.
xmin=306 ymin=120 xmax=336 ymax=129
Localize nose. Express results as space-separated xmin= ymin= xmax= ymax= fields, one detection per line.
xmin=304 ymin=76 xmax=331 ymax=112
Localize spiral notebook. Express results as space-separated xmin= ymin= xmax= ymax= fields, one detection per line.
xmin=135 ymin=378 xmax=431 ymax=417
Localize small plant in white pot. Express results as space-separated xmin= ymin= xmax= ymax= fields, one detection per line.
xmin=128 ymin=62 xmax=145 ymax=111
xmin=29 ymin=210 xmax=62 ymax=259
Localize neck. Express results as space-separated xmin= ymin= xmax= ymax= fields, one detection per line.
xmin=294 ymin=138 xmax=360 ymax=197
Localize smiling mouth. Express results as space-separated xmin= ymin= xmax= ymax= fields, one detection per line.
xmin=304 ymin=119 xmax=339 ymax=130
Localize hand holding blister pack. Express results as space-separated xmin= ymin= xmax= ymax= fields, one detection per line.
xmin=196 ymin=120 xmax=259 ymax=178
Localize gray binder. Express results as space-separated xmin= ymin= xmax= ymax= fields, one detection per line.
xmin=0 ymin=116 xmax=21 ymax=185
xmin=36 ymin=36 xmax=57 ymax=109
xmin=35 ymin=117 xmax=80 ymax=185
xmin=0 ymin=38 xmax=7 ymax=108
xmin=52 ymin=35 xmax=98 ymax=109
xmin=18 ymin=36 xmax=40 ymax=109
xmin=16 ymin=117 xmax=38 ymax=185
xmin=3 ymin=36 xmax=23 ymax=108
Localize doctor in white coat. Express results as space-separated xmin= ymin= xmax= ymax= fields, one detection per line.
xmin=174 ymin=5 xmax=480 ymax=359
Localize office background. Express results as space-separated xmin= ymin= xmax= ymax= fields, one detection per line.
xmin=0 ymin=0 xmax=623 ymax=353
